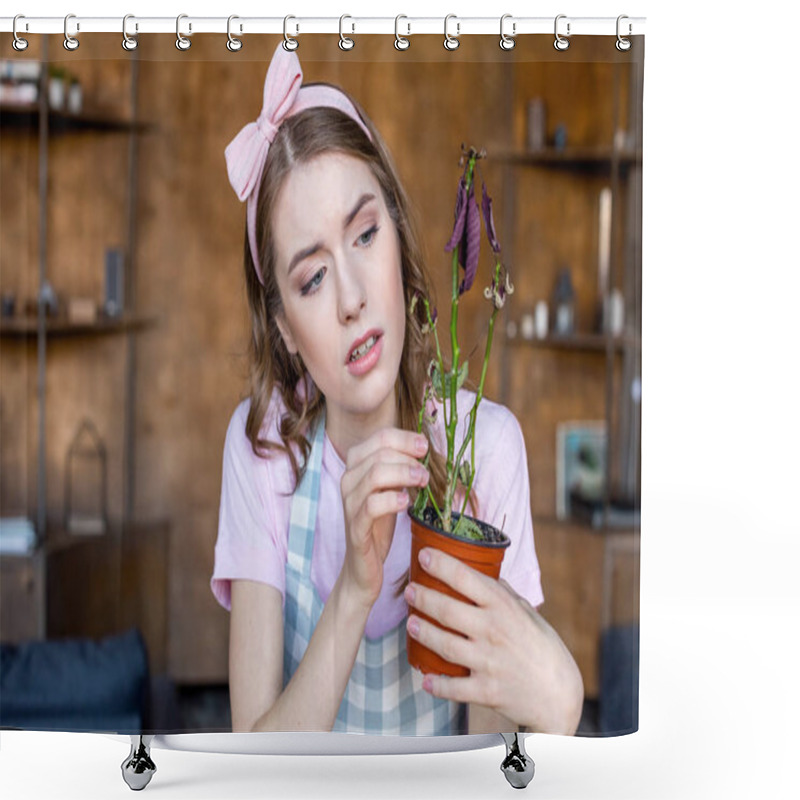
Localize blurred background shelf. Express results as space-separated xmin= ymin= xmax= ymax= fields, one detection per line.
xmin=0 ymin=312 xmax=158 ymax=339
xmin=493 ymin=146 xmax=642 ymax=172
xmin=507 ymin=332 xmax=640 ymax=353
xmin=0 ymin=101 xmax=152 ymax=133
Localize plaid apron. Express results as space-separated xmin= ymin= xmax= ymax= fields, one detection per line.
xmin=283 ymin=409 xmax=464 ymax=735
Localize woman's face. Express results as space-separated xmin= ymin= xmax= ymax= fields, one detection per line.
xmin=272 ymin=152 xmax=406 ymax=428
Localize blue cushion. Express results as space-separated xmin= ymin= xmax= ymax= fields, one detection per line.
xmin=0 ymin=628 xmax=148 ymax=733
xmin=599 ymin=624 xmax=639 ymax=735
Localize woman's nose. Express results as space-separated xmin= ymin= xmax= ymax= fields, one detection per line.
xmin=337 ymin=261 xmax=367 ymax=322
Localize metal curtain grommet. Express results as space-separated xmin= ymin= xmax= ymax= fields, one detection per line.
xmin=122 ymin=14 xmax=138 ymax=51
xmin=176 ymin=14 xmax=191 ymax=51
xmin=64 ymin=13 xmax=79 ymax=51
xmin=339 ymin=15 xmax=355 ymax=51
xmin=227 ymin=15 xmax=243 ymax=52
xmin=554 ymin=14 xmax=570 ymax=51
xmin=394 ymin=15 xmax=410 ymax=50
xmin=499 ymin=14 xmax=516 ymax=50
xmin=444 ymin=14 xmax=460 ymax=51
xmin=616 ymin=15 xmax=632 ymax=51
xmin=283 ymin=15 xmax=299 ymax=51
xmin=12 ymin=15 xmax=29 ymax=51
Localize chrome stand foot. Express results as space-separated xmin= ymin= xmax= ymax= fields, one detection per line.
xmin=121 ymin=735 xmax=156 ymax=791
xmin=500 ymin=732 xmax=535 ymax=789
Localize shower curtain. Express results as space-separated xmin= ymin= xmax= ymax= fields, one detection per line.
xmin=0 ymin=25 xmax=643 ymax=745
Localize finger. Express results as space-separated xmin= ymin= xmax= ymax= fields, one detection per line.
xmin=345 ymin=457 xmax=429 ymax=523
xmin=342 ymin=437 xmax=429 ymax=500
xmin=350 ymin=488 xmax=412 ymax=547
xmin=404 ymin=581 xmax=483 ymax=640
xmin=406 ymin=613 xmax=480 ymax=672
xmin=420 ymin=673 xmax=484 ymax=705
xmin=345 ymin=427 xmax=429 ymax=473
xmin=417 ymin=547 xmax=498 ymax=608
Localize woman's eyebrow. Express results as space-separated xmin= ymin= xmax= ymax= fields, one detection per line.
xmin=287 ymin=193 xmax=377 ymax=276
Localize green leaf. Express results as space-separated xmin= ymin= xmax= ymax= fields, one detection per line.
xmin=453 ymin=515 xmax=484 ymax=541
xmin=458 ymin=459 xmax=472 ymax=486
xmin=431 ymin=361 xmax=468 ymax=402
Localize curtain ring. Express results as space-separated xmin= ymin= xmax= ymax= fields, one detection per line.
xmin=554 ymin=14 xmax=570 ymax=51
xmin=339 ymin=15 xmax=355 ymax=51
xmin=394 ymin=15 xmax=410 ymax=50
xmin=227 ymin=15 xmax=243 ymax=52
xmin=616 ymin=15 xmax=632 ymax=51
xmin=122 ymin=14 xmax=138 ymax=51
xmin=499 ymin=14 xmax=516 ymax=51
xmin=176 ymin=14 xmax=191 ymax=50
xmin=12 ymin=15 xmax=29 ymax=51
xmin=283 ymin=15 xmax=299 ymax=51
xmin=64 ymin=13 xmax=80 ymax=51
xmin=444 ymin=14 xmax=460 ymax=51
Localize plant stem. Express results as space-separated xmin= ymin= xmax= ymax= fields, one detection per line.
xmin=422 ymin=297 xmax=448 ymax=432
xmin=442 ymin=155 xmax=477 ymax=532
xmin=455 ymin=269 xmax=501 ymax=526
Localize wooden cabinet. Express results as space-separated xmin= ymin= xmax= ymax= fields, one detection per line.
xmin=0 ymin=552 xmax=45 ymax=643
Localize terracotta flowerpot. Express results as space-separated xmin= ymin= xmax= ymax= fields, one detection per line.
xmin=407 ymin=507 xmax=510 ymax=677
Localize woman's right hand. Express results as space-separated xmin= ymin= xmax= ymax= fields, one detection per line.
xmin=339 ymin=428 xmax=430 ymax=609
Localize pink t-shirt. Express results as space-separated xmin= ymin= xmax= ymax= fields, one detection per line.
xmin=211 ymin=387 xmax=544 ymax=639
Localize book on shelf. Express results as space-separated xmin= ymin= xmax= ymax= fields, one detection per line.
xmin=0 ymin=59 xmax=41 ymax=106
xmin=0 ymin=517 xmax=37 ymax=556
xmin=569 ymin=491 xmax=640 ymax=530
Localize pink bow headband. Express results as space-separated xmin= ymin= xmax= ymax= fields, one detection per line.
xmin=225 ymin=42 xmax=373 ymax=286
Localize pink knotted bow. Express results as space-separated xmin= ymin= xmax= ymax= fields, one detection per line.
xmin=225 ymin=43 xmax=372 ymax=286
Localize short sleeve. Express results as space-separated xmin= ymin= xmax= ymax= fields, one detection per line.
xmin=479 ymin=410 xmax=545 ymax=610
xmin=210 ymin=401 xmax=287 ymax=612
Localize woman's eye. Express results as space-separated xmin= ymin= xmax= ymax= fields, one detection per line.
xmin=358 ymin=225 xmax=379 ymax=247
xmin=301 ymin=268 xmax=325 ymax=296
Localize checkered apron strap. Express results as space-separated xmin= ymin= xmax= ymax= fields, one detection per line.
xmin=282 ymin=408 xmax=464 ymax=735
xmin=286 ymin=410 xmax=326 ymax=574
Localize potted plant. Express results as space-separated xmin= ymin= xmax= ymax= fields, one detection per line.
xmin=407 ymin=145 xmax=516 ymax=677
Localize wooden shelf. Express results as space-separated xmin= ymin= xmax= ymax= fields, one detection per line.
xmin=0 ymin=312 xmax=158 ymax=339
xmin=0 ymin=102 xmax=153 ymax=134
xmin=507 ymin=332 xmax=640 ymax=353
xmin=492 ymin=146 xmax=642 ymax=173
xmin=533 ymin=515 xmax=639 ymax=535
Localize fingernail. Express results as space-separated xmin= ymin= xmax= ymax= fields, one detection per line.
xmin=419 ymin=548 xmax=431 ymax=569
xmin=422 ymin=675 xmax=434 ymax=693
xmin=416 ymin=436 xmax=429 ymax=453
xmin=404 ymin=584 xmax=416 ymax=605
xmin=412 ymin=465 xmax=428 ymax=483
xmin=407 ymin=616 xmax=420 ymax=637
xmin=398 ymin=491 xmax=410 ymax=507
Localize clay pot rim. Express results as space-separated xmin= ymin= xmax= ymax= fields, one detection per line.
xmin=409 ymin=508 xmax=511 ymax=549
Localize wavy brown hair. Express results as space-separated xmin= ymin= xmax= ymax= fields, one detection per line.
xmin=241 ymin=86 xmax=479 ymax=527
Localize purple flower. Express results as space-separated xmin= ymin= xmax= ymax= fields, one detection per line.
xmin=445 ymin=176 xmax=480 ymax=295
xmin=481 ymin=182 xmax=501 ymax=254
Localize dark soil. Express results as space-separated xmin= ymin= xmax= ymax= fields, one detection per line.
xmin=419 ymin=505 xmax=509 ymax=546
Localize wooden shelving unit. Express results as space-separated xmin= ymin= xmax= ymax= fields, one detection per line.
xmin=0 ymin=44 xmax=159 ymax=649
xmin=498 ymin=57 xmax=643 ymax=535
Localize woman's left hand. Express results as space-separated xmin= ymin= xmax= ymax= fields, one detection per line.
xmin=405 ymin=547 xmax=584 ymax=735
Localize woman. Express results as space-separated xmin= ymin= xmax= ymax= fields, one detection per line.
xmin=211 ymin=42 xmax=583 ymax=736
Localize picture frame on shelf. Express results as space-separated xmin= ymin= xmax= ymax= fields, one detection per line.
xmin=556 ymin=421 xmax=607 ymax=520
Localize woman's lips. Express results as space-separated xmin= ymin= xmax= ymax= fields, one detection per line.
xmin=346 ymin=328 xmax=384 ymax=363
xmin=346 ymin=333 xmax=383 ymax=377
